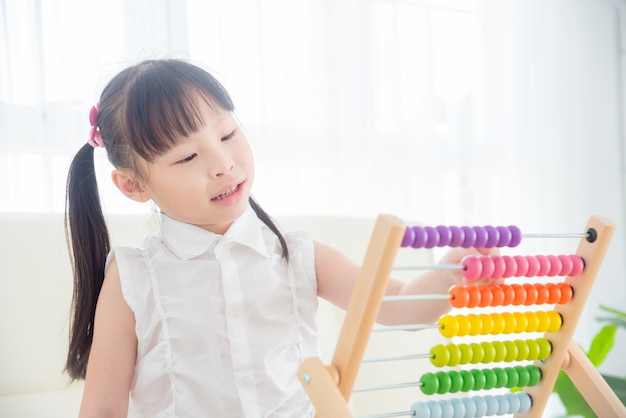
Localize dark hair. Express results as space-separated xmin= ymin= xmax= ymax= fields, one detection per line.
xmin=64 ymin=59 xmax=288 ymax=380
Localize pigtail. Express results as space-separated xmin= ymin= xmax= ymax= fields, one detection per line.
xmin=249 ymin=196 xmax=289 ymax=261
xmin=64 ymin=144 xmax=111 ymax=380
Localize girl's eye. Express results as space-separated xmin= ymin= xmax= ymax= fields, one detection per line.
xmin=221 ymin=130 xmax=235 ymax=142
xmin=179 ymin=153 xmax=197 ymax=164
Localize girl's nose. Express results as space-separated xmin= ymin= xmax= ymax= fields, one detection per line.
xmin=209 ymin=153 xmax=235 ymax=178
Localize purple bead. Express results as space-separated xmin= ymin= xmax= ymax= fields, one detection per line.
xmin=484 ymin=225 xmax=499 ymax=247
xmin=424 ymin=226 xmax=440 ymax=248
xmin=461 ymin=226 xmax=477 ymax=248
xmin=411 ymin=226 xmax=428 ymax=248
xmin=473 ymin=226 xmax=488 ymax=247
xmin=436 ymin=225 xmax=452 ymax=247
xmin=497 ymin=226 xmax=512 ymax=247
xmin=509 ymin=225 xmax=522 ymax=247
xmin=401 ymin=227 xmax=415 ymax=247
xmin=449 ymin=226 xmax=464 ymax=247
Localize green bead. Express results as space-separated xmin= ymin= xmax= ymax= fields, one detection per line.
xmin=471 ymin=369 xmax=486 ymax=391
xmin=481 ymin=341 xmax=496 ymax=364
xmin=515 ymin=339 xmax=530 ymax=361
xmin=436 ymin=371 xmax=453 ymax=394
xmin=527 ymin=365 xmax=542 ymax=386
xmin=460 ymin=369 xmax=475 ymax=392
xmin=459 ymin=343 xmax=473 ymax=364
xmin=526 ymin=339 xmax=540 ymax=360
xmin=430 ymin=344 xmax=450 ymax=367
xmin=503 ymin=340 xmax=518 ymax=362
xmin=505 ymin=367 xmax=519 ymax=388
xmin=492 ymin=340 xmax=507 ymax=362
xmin=470 ymin=342 xmax=485 ymax=364
xmin=482 ymin=368 xmax=497 ymax=390
xmin=493 ymin=367 xmax=508 ymax=388
xmin=515 ymin=365 xmax=531 ymax=387
xmin=420 ymin=372 xmax=439 ymax=395
xmin=537 ymin=338 xmax=552 ymax=360
xmin=448 ymin=370 xmax=463 ymax=393
xmin=447 ymin=343 xmax=462 ymax=367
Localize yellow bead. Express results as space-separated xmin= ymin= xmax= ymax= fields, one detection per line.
xmin=430 ymin=344 xmax=450 ymax=367
xmin=547 ymin=311 xmax=563 ymax=332
xmin=470 ymin=342 xmax=485 ymax=364
xmin=491 ymin=314 xmax=505 ymax=335
xmin=467 ymin=314 xmax=483 ymax=336
xmin=439 ymin=315 xmax=459 ymax=338
xmin=501 ymin=312 xmax=517 ymax=334
xmin=479 ymin=313 xmax=494 ymax=335
xmin=514 ymin=312 xmax=528 ymax=333
xmin=536 ymin=311 xmax=550 ymax=332
xmin=504 ymin=340 xmax=518 ymax=362
xmin=457 ymin=315 xmax=470 ymax=337
xmin=525 ymin=311 xmax=539 ymax=333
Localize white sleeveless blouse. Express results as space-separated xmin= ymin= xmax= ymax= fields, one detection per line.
xmin=107 ymin=207 xmax=319 ymax=417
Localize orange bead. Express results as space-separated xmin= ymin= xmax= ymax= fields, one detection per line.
xmin=557 ymin=283 xmax=573 ymax=304
xmin=449 ymin=285 xmax=469 ymax=308
xmin=546 ymin=283 xmax=562 ymax=304
xmin=535 ymin=284 xmax=550 ymax=305
xmin=490 ymin=285 xmax=504 ymax=306
xmin=467 ymin=286 xmax=482 ymax=308
xmin=511 ymin=283 xmax=527 ymax=305
xmin=523 ymin=283 xmax=539 ymax=305
xmin=501 ymin=285 xmax=515 ymax=306
xmin=479 ymin=286 xmax=494 ymax=307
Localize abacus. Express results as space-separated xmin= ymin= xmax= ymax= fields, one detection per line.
xmin=298 ymin=214 xmax=625 ymax=417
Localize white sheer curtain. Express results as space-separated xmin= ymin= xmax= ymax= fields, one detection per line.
xmin=1 ymin=0 xmax=625 ymax=374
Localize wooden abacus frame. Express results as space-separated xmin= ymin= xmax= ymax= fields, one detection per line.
xmin=297 ymin=214 xmax=625 ymax=417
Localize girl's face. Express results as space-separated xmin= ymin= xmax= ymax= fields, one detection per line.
xmin=136 ymin=101 xmax=254 ymax=235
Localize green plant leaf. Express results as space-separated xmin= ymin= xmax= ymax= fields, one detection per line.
xmin=552 ymin=371 xmax=596 ymax=418
xmin=595 ymin=316 xmax=626 ymax=330
xmin=587 ymin=324 xmax=617 ymax=367
xmin=599 ymin=305 xmax=626 ymax=318
xmin=602 ymin=374 xmax=626 ymax=406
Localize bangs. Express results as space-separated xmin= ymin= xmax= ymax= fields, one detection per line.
xmin=124 ymin=61 xmax=234 ymax=161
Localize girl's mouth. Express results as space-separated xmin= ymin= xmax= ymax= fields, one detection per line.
xmin=211 ymin=183 xmax=241 ymax=201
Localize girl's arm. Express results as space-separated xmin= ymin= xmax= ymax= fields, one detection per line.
xmin=78 ymin=258 xmax=137 ymax=418
xmin=314 ymin=241 xmax=496 ymax=326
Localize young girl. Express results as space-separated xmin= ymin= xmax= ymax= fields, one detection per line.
xmin=65 ymin=59 xmax=496 ymax=417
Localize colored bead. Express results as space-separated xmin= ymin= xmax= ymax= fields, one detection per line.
xmin=467 ymin=287 xmax=481 ymax=309
xmin=426 ymin=400 xmax=443 ymax=418
xmin=501 ymin=284 xmax=515 ymax=306
xmin=411 ymin=402 xmax=430 ymax=417
xmin=559 ymin=254 xmax=574 ymax=276
xmin=526 ymin=339 xmax=540 ymax=360
xmin=461 ymin=226 xmax=477 ymax=248
xmin=439 ymin=399 xmax=454 ymax=418
xmin=457 ymin=315 xmax=471 ymax=336
xmin=536 ymin=311 xmax=550 ymax=332
xmin=459 ymin=343 xmax=473 ymax=364
xmin=481 ymin=341 xmax=496 ymax=363
xmin=518 ymin=393 xmax=533 ymax=413
xmin=479 ymin=286 xmax=494 ymax=307
xmin=502 ymin=255 xmax=517 ymax=277
xmin=479 ymin=313 xmax=494 ymax=335
xmin=509 ymin=225 xmax=522 ymax=247
xmin=483 ymin=394 xmax=499 ymax=416
xmin=436 ymin=371 xmax=452 ymax=394
xmin=424 ymin=226 xmax=440 ymax=249
xmin=537 ymin=338 xmax=552 ymax=360
xmin=535 ymin=254 xmax=550 ymax=276
xmin=515 ymin=339 xmax=530 ymax=361
xmin=473 ymin=395 xmax=488 ymax=417
xmin=449 ymin=226 xmax=464 ymax=247
xmin=471 ymin=369 xmax=486 ymax=391
xmin=547 ymin=311 xmax=563 ymax=332
xmin=490 ymin=284 xmax=505 ymax=306
xmin=411 ymin=226 xmax=428 ymax=248
xmin=558 ymin=283 xmax=573 ymax=304
xmin=505 ymin=393 xmax=521 ymax=414
xmin=461 ymin=397 xmax=477 ymax=418
xmin=547 ymin=254 xmax=563 ymax=276
xmin=470 ymin=342 xmax=485 ymax=364
xmin=462 ymin=256 xmax=482 ymax=281
xmin=535 ymin=283 xmax=550 ymax=304
xmin=546 ymin=283 xmax=562 ymax=304
xmin=526 ymin=255 xmax=541 ymax=277
xmin=523 ymin=283 xmax=539 ymax=305
xmin=447 ymin=343 xmax=462 ymax=367
xmin=503 ymin=340 xmax=518 ymax=362
xmin=481 ymin=256 xmax=496 ymax=279
xmin=496 ymin=394 xmax=510 ymax=416
xmin=491 ymin=255 xmax=506 ymax=279
xmin=514 ymin=255 xmax=529 ymax=276
xmin=492 ymin=341 xmax=507 ymax=362
xmin=483 ymin=368 xmax=497 ymax=390
xmin=436 ymin=225 xmax=452 ymax=247
xmin=511 ymin=284 xmax=527 ymax=305
xmin=430 ymin=344 xmax=450 ymax=367
xmin=491 ymin=313 xmax=506 ymax=335
xmin=484 ymin=225 xmax=499 ymax=247
xmin=525 ymin=311 xmax=539 ymax=332
xmin=570 ymin=255 xmax=585 ymax=276
xmin=527 ymin=365 xmax=542 ymax=386
xmin=401 ymin=227 xmax=415 ymax=247
xmin=515 ymin=365 xmax=531 ymax=387
xmin=497 ymin=226 xmax=513 ymax=247
xmin=448 ymin=370 xmax=464 ymax=393
xmin=473 ymin=226 xmax=488 ymax=247
xmin=439 ymin=315 xmax=459 ymax=338
xmin=493 ymin=367 xmax=508 ymax=387
xmin=449 ymin=285 xmax=469 ymax=309
xmin=420 ymin=372 xmax=439 ymax=395
xmin=449 ymin=398 xmax=466 ymax=418
xmin=460 ymin=370 xmax=475 ymax=392
xmin=467 ymin=314 xmax=482 ymax=336
xmin=501 ymin=312 xmax=517 ymax=334
xmin=505 ymin=366 xmax=519 ymax=388
xmin=514 ymin=311 xmax=528 ymax=333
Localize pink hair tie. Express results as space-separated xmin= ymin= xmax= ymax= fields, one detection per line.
xmin=87 ymin=103 xmax=105 ymax=148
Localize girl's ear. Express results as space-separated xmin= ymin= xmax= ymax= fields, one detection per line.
xmin=111 ymin=169 xmax=151 ymax=202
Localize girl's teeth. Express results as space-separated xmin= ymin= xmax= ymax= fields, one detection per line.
xmin=215 ymin=185 xmax=238 ymax=199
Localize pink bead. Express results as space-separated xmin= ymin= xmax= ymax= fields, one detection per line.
xmin=462 ymin=256 xmax=482 ymax=280
xmin=547 ymin=255 xmax=562 ymax=276
xmin=525 ymin=256 xmax=540 ymax=277
xmin=502 ymin=256 xmax=517 ymax=278
xmin=513 ymin=255 xmax=529 ymax=276
xmin=559 ymin=254 xmax=574 ymax=276
xmin=481 ymin=257 xmax=496 ymax=279
xmin=491 ymin=256 xmax=506 ymax=279
xmin=570 ymin=255 xmax=585 ymax=276
xmin=535 ymin=255 xmax=550 ymax=276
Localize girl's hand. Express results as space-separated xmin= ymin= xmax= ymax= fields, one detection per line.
xmin=436 ymin=246 xmax=502 ymax=287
